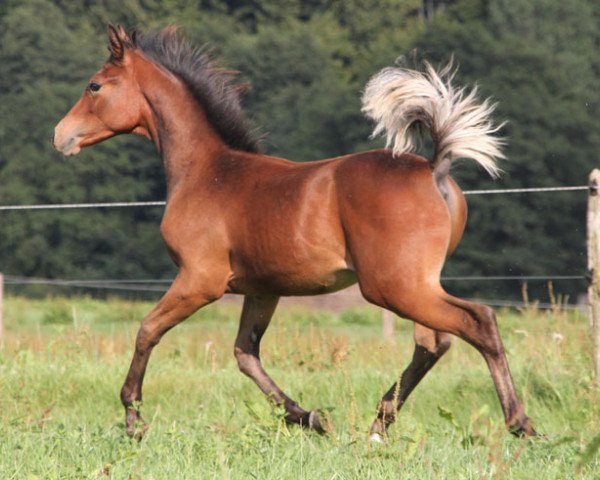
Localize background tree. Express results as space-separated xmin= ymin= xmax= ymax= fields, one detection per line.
xmin=0 ymin=0 xmax=171 ymax=280
xmin=0 ymin=0 xmax=596 ymax=302
xmin=414 ymin=0 xmax=598 ymax=299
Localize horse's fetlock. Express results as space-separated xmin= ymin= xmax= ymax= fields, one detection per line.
xmin=120 ymin=386 xmax=139 ymax=407
xmin=378 ymin=400 xmax=396 ymax=420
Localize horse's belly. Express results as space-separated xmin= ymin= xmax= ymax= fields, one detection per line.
xmin=226 ymin=260 xmax=357 ymax=296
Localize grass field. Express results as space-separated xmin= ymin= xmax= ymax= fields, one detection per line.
xmin=1 ymin=296 xmax=599 ymax=479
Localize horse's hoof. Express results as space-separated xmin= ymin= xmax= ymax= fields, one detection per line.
xmin=509 ymin=417 xmax=537 ymax=438
xmin=308 ymin=410 xmax=327 ymax=434
xmin=285 ymin=409 xmax=329 ymax=434
xmin=134 ymin=422 xmax=150 ymax=441
xmin=126 ymin=421 xmax=149 ymax=441
xmin=125 ymin=407 xmax=149 ymax=441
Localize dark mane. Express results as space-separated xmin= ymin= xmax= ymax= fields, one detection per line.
xmin=132 ymin=28 xmax=260 ymax=153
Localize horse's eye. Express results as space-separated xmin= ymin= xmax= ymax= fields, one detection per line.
xmin=89 ymin=82 xmax=102 ymax=93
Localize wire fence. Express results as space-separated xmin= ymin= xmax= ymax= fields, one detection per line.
xmin=0 ymin=201 xmax=166 ymax=211
xmin=0 ymin=183 xmax=593 ymax=310
xmin=3 ymin=274 xmax=587 ymax=289
xmin=0 ymin=185 xmax=590 ymax=211
xmin=463 ymin=185 xmax=589 ymax=195
xmin=2 ymin=273 xmax=588 ymax=311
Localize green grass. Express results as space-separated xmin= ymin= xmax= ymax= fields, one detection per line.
xmin=1 ymin=296 xmax=599 ymax=479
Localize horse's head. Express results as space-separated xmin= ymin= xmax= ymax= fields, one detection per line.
xmin=54 ymin=25 xmax=152 ymax=155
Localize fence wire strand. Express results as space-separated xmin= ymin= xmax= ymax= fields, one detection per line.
xmin=0 ymin=185 xmax=590 ymax=211
xmin=0 ymin=201 xmax=166 ymax=211
xmin=3 ymin=273 xmax=588 ymax=310
xmin=3 ymin=276 xmax=585 ymax=310
xmin=463 ymin=185 xmax=589 ymax=195
xmin=0 ymin=184 xmax=591 ymax=310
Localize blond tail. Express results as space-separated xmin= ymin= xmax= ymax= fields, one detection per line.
xmin=361 ymin=61 xmax=504 ymax=178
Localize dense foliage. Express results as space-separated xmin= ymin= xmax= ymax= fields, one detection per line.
xmin=0 ymin=0 xmax=597 ymax=301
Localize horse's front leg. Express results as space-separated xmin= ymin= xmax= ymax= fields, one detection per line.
xmin=234 ymin=295 xmax=326 ymax=433
xmin=120 ymin=269 xmax=225 ymax=438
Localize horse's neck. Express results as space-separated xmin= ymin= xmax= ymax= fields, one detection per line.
xmin=137 ymin=61 xmax=225 ymax=193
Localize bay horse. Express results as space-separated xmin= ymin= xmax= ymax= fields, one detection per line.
xmin=53 ymin=25 xmax=536 ymax=441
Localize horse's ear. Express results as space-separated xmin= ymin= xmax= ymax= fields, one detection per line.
xmin=117 ymin=25 xmax=130 ymax=41
xmin=108 ymin=24 xmax=125 ymax=60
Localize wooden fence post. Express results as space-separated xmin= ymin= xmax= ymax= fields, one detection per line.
xmin=0 ymin=272 xmax=4 ymax=342
xmin=588 ymin=169 xmax=600 ymax=385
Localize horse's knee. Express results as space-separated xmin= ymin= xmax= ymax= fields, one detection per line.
xmin=174 ymin=289 xmax=219 ymax=310
xmin=135 ymin=324 xmax=161 ymax=352
xmin=135 ymin=288 xmax=216 ymax=353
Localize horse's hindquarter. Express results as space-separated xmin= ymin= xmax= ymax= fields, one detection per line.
xmin=335 ymin=150 xmax=461 ymax=303
xmin=225 ymin=155 xmax=355 ymax=296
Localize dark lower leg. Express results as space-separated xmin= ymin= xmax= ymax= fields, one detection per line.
xmin=370 ymin=324 xmax=451 ymax=436
xmin=121 ymin=348 xmax=152 ymax=436
xmin=235 ymin=295 xmax=324 ymax=432
xmin=481 ymin=349 xmax=535 ymax=436
xmin=369 ymin=289 xmax=535 ymax=438
xmin=447 ymin=297 xmax=536 ymax=436
xmin=236 ymin=351 xmax=319 ymax=429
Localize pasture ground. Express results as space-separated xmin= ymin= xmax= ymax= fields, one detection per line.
xmin=1 ymin=296 xmax=599 ymax=479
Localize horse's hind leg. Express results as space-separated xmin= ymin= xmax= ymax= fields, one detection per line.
xmin=443 ymin=295 xmax=536 ymax=436
xmin=369 ymin=324 xmax=451 ymax=439
xmin=367 ymin=286 xmax=535 ymax=438
xmin=234 ymin=295 xmax=325 ymax=432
